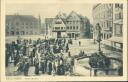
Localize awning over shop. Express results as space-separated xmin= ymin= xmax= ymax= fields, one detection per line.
xmin=107 ymin=37 xmax=123 ymax=43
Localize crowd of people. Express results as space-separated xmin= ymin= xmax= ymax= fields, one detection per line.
xmin=6 ymin=37 xmax=76 ymax=76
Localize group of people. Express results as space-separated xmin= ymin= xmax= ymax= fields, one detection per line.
xmin=6 ymin=37 xmax=76 ymax=76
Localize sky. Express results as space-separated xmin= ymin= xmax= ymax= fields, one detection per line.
xmin=5 ymin=2 xmax=94 ymax=23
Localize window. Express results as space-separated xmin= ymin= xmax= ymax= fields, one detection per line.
xmin=115 ymin=12 xmax=123 ymax=20
xmin=76 ymin=26 xmax=78 ymax=29
xmin=11 ymin=27 xmax=14 ymax=29
xmin=120 ymin=4 xmax=123 ymax=9
xmin=115 ymin=4 xmax=123 ymax=9
xmin=16 ymin=32 xmax=19 ymax=35
xmin=73 ymin=26 xmax=75 ymax=29
xmin=61 ymin=27 xmax=63 ymax=30
xmin=115 ymin=24 xmax=122 ymax=36
xmin=119 ymin=12 xmax=123 ymax=19
xmin=55 ymin=27 xmax=60 ymax=30
xmin=70 ymin=26 xmax=72 ymax=30
xmin=67 ymin=26 xmax=69 ymax=29
xmin=107 ymin=21 xmax=112 ymax=28
xmin=67 ymin=21 xmax=69 ymax=24
xmin=107 ymin=34 xmax=109 ymax=39
xmin=115 ymin=4 xmax=119 ymax=8
xmin=55 ymin=21 xmax=62 ymax=24
xmin=11 ymin=31 xmax=14 ymax=35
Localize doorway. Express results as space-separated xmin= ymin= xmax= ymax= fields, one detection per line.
xmin=57 ymin=32 xmax=61 ymax=38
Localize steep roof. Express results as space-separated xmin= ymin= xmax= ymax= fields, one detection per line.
xmin=66 ymin=11 xmax=89 ymax=23
xmin=6 ymin=15 xmax=38 ymax=22
xmin=66 ymin=11 xmax=81 ymax=20
xmin=55 ymin=12 xmax=68 ymax=25
xmin=53 ymin=18 xmax=66 ymax=27
xmin=56 ymin=12 xmax=67 ymax=19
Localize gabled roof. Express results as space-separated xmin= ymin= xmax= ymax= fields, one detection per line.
xmin=66 ymin=11 xmax=89 ymax=23
xmin=55 ymin=12 xmax=67 ymax=19
xmin=53 ymin=18 xmax=66 ymax=27
xmin=66 ymin=11 xmax=81 ymax=20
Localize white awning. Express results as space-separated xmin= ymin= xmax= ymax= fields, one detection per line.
xmin=107 ymin=37 xmax=123 ymax=43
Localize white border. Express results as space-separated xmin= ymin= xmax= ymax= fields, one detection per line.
xmin=1 ymin=0 xmax=127 ymax=81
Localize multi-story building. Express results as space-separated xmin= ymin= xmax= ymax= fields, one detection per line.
xmin=52 ymin=17 xmax=67 ymax=38
xmin=92 ymin=3 xmax=123 ymax=52
xmin=108 ymin=3 xmax=123 ymax=51
xmin=6 ymin=15 xmax=41 ymax=36
xmin=45 ymin=11 xmax=91 ymax=39
xmin=93 ymin=4 xmax=113 ymax=41
xmin=66 ymin=11 xmax=83 ymax=38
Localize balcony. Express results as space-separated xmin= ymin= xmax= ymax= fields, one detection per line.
xmin=52 ymin=27 xmax=66 ymax=32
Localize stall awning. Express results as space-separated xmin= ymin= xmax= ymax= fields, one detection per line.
xmin=107 ymin=37 xmax=123 ymax=43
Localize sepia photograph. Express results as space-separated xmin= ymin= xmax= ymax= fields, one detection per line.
xmin=0 ymin=0 xmax=128 ymax=81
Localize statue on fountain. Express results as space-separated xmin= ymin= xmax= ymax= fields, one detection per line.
xmin=89 ymin=23 xmax=111 ymax=76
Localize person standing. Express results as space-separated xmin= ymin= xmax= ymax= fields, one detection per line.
xmin=79 ymin=41 xmax=81 ymax=46
xmin=24 ymin=57 xmax=29 ymax=76
xmin=53 ymin=59 xmax=58 ymax=75
xmin=40 ymin=57 xmax=45 ymax=74
xmin=34 ymin=56 xmax=40 ymax=75
xmin=66 ymin=52 xmax=73 ymax=75
xmin=66 ymin=43 xmax=69 ymax=53
xmin=47 ymin=60 xmax=52 ymax=75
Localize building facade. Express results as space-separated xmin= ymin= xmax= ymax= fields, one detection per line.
xmin=92 ymin=3 xmax=123 ymax=52
xmin=6 ymin=15 xmax=41 ymax=36
xmin=52 ymin=18 xmax=67 ymax=38
xmin=108 ymin=4 xmax=123 ymax=51
xmin=66 ymin=11 xmax=82 ymax=38
xmin=93 ymin=4 xmax=113 ymax=41
xmin=45 ymin=11 xmax=91 ymax=39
